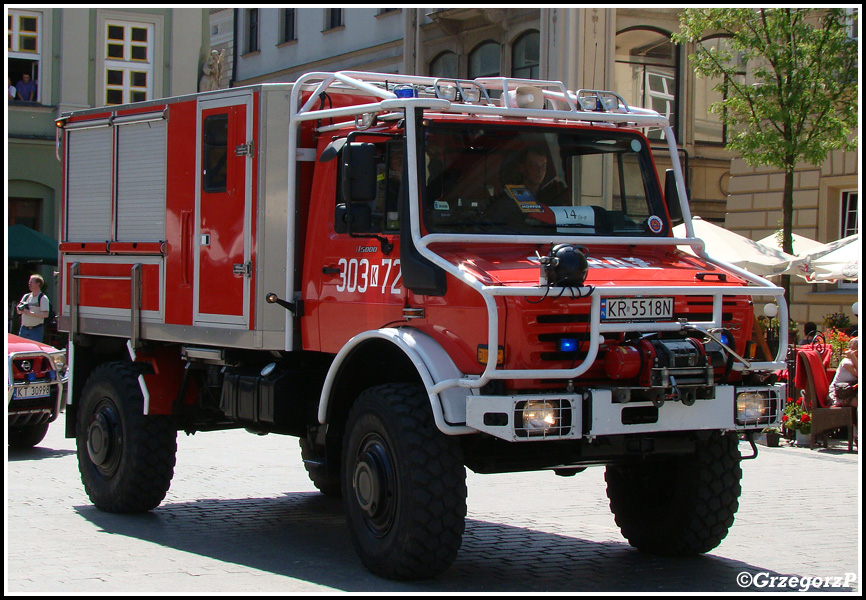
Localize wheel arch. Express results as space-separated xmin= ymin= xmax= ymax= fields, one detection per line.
xmin=66 ymin=336 xmax=130 ymax=438
xmin=318 ymin=328 xmax=475 ymax=453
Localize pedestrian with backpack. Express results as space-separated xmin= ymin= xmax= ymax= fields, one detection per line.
xmin=16 ymin=274 xmax=50 ymax=342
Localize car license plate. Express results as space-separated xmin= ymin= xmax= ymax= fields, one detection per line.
xmin=13 ymin=383 xmax=51 ymax=399
xmin=601 ymin=297 xmax=674 ymax=321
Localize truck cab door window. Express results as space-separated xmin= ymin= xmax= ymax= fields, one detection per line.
xmin=334 ymin=141 xmax=401 ymax=235
xmin=203 ymin=114 xmax=228 ymax=192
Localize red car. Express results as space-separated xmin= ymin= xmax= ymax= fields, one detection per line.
xmin=7 ymin=333 xmax=67 ymax=448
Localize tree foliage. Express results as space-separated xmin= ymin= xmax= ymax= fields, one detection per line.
xmin=674 ymin=8 xmax=858 ymax=171
xmin=674 ymin=8 xmax=857 ymax=276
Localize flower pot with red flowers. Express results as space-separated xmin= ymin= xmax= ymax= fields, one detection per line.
xmin=782 ymin=395 xmax=811 ymax=444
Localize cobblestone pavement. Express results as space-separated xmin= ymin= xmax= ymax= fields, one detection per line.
xmin=6 ymin=423 xmax=860 ymax=593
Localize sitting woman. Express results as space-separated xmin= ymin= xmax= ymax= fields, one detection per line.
xmin=828 ymin=336 xmax=858 ymax=407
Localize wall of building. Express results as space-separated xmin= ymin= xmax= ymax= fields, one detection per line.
xmin=727 ymin=151 xmax=859 ymax=329
xmin=233 ymin=8 xmax=405 ymax=84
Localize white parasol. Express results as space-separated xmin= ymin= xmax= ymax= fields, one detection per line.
xmin=674 ymin=217 xmax=796 ymax=276
xmin=757 ymin=231 xmax=823 ymax=256
xmin=786 ymin=234 xmax=860 ymax=282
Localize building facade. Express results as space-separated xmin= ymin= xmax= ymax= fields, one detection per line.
xmin=7 ymin=7 xmax=209 ymax=333
xmin=727 ymin=153 xmax=859 ymax=328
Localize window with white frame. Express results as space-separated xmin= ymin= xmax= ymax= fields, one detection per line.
xmin=838 ymin=190 xmax=858 ymax=290
xmin=8 ymin=9 xmax=42 ymax=103
xmin=103 ymin=20 xmax=154 ymax=105
xmin=840 ymin=191 xmax=858 ymax=238
xmin=615 ymin=28 xmax=678 ymax=140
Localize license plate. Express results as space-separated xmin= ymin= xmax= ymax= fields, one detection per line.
xmin=602 ymin=297 xmax=674 ymax=321
xmin=13 ymin=383 xmax=51 ymax=399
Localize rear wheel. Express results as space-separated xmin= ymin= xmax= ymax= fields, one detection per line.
xmin=300 ymin=437 xmax=341 ymax=497
xmin=605 ymin=432 xmax=742 ymax=555
xmin=76 ymin=362 xmax=177 ymax=513
xmin=342 ymin=383 xmax=466 ymax=580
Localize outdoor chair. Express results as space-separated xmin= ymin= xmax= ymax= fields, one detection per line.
xmin=794 ymin=349 xmax=855 ymax=452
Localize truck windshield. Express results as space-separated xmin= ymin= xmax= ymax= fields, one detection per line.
xmin=422 ymin=122 xmax=668 ymax=237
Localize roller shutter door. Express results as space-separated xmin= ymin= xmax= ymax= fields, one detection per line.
xmin=116 ymin=120 xmax=167 ymax=241
xmin=66 ymin=127 xmax=113 ymax=242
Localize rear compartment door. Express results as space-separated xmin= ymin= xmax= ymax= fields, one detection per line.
xmin=195 ymin=93 xmax=253 ymax=327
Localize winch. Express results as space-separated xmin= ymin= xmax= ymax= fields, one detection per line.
xmin=603 ymin=336 xmax=727 ymax=405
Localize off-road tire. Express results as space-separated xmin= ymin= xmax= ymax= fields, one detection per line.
xmin=76 ymin=362 xmax=177 ymax=513
xmin=342 ymin=383 xmax=466 ymax=580
xmin=8 ymin=423 xmax=50 ymax=449
xmin=300 ymin=437 xmax=341 ymax=498
xmin=605 ymin=432 xmax=742 ymax=555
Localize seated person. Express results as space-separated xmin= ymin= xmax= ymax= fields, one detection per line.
xmin=798 ymin=322 xmax=818 ymax=346
xmin=502 ymin=147 xmax=568 ymax=207
xmin=828 ymin=337 xmax=858 ymax=407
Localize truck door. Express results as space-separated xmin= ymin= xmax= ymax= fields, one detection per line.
xmin=195 ymin=93 xmax=253 ymax=327
xmin=315 ymin=141 xmax=404 ymax=351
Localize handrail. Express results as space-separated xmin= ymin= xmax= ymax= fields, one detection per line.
xmin=69 ymin=263 xmax=142 ymax=349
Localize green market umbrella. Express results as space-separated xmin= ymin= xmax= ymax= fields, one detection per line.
xmin=7 ymin=224 xmax=59 ymax=265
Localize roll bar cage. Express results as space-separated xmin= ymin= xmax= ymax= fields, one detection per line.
xmin=284 ymin=71 xmax=788 ymax=383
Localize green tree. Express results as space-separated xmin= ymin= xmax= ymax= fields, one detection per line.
xmin=674 ymin=8 xmax=858 ymax=298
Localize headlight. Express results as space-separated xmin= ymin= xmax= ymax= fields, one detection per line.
xmin=49 ymin=351 xmax=67 ymax=375
xmin=736 ymin=391 xmax=769 ymax=425
xmin=521 ymin=400 xmax=559 ymax=433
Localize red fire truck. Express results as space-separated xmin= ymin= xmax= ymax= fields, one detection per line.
xmin=57 ymin=71 xmax=788 ymax=580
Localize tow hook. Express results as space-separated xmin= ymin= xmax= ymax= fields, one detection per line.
xmin=740 ymin=431 xmax=759 ymax=460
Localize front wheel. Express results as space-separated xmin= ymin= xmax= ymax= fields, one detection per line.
xmin=76 ymin=362 xmax=177 ymax=513
xmin=8 ymin=423 xmax=50 ymax=449
xmin=342 ymin=383 xmax=466 ymax=580
xmin=605 ymin=432 xmax=742 ymax=555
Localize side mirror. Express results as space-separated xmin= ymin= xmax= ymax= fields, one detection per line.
xmin=665 ymin=169 xmax=685 ymax=225
xmin=342 ymin=142 xmax=377 ymax=203
xmin=334 ymin=203 xmax=372 ymax=234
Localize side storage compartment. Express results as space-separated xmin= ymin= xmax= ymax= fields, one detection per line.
xmin=220 ymin=364 xmax=326 ymax=435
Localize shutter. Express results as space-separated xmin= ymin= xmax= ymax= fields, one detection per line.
xmin=66 ymin=127 xmax=113 ymax=242
xmin=116 ymin=120 xmax=167 ymax=241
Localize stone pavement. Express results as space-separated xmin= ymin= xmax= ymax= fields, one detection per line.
xmin=6 ymin=422 xmax=861 ymax=593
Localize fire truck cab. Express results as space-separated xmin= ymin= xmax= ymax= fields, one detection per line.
xmin=57 ymin=71 xmax=788 ymax=580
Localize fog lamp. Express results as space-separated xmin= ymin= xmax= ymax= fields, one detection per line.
xmin=437 ymin=83 xmax=458 ymax=101
xmin=736 ymin=392 xmax=768 ymax=424
xmin=522 ymin=400 xmax=558 ymax=433
xmin=462 ymin=87 xmax=481 ymax=103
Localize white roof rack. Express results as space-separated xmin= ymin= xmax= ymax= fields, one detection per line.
xmin=291 ymin=71 xmax=670 ymax=129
